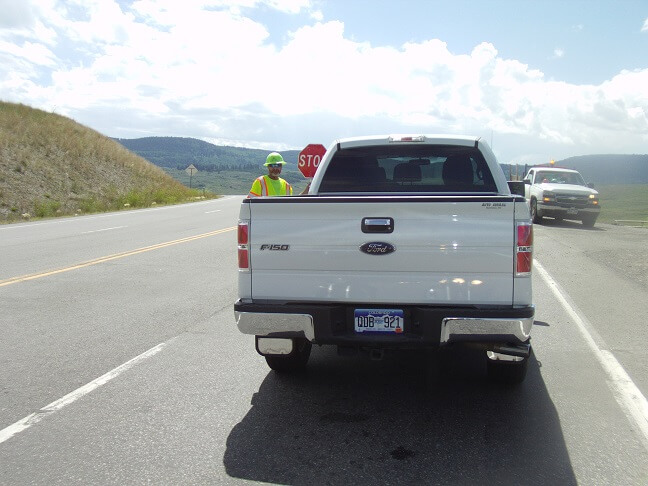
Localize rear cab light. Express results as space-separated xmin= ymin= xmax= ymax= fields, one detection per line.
xmin=238 ymin=221 xmax=249 ymax=270
xmin=515 ymin=222 xmax=533 ymax=276
xmin=389 ymin=135 xmax=426 ymax=143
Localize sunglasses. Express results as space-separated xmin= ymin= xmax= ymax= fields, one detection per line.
xmin=267 ymin=164 xmax=282 ymax=168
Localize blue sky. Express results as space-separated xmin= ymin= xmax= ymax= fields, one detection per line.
xmin=316 ymin=1 xmax=648 ymax=84
xmin=1 ymin=0 xmax=647 ymax=165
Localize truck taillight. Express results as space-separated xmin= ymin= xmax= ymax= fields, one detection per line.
xmin=238 ymin=222 xmax=249 ymax=270
xmin=516 ymin=222 xmax=533 ymax=276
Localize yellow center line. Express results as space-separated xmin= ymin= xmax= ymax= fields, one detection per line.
xmin=0 ymin=226 xmax=236 ymax=288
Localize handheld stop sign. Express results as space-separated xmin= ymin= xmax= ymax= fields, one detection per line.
xmin=298 ymin=144 xmax=326 ymax=178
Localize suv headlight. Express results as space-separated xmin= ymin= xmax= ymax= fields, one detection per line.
xmin=589 ymin=194 xmax=599 ymax=205
xmin=542 ymin=191 xmax=556 ymax=202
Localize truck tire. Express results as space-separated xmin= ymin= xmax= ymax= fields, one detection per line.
xmin=486 ymin=352 xmax=529 ymax=385
xmin=265 ymin=338 xmax=312 ymax=372
xmin=581 ymin=215 xmax=597 ymax=228
xmin=530 ymin=199 xmax=542 ymax=224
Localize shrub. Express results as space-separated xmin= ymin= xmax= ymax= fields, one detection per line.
xmin=33 ymin=199 xmax=61 ymax=218
xmin=79 ymin=197 xmax=106 ymax=214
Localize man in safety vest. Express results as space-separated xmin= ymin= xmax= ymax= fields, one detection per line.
xmin=247 ymin=152 xmax=293 ymax=197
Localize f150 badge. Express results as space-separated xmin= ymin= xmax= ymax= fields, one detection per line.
xmin=360 ymin=242 xmax=395 ymax=255
xmin=260 ymin=244 xmax=290 ymax=250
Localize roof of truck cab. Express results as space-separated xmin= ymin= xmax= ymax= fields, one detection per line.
xmin=335 ymin=134 xmax=480 ymax=148
xmin=532 ymin=167 xmax=579 ymax=173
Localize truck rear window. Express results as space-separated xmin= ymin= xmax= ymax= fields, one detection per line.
xmin=318 ymin=145 xmax=497 ymax=193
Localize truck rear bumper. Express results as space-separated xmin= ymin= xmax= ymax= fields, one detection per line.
xmin=234 ymin=300 xmax=534 ymax=347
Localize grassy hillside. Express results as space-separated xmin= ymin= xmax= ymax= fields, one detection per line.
xmin=597 ymin=184 xmax=648 ymax=224
xmin=558 ymin=154 xmax=648 ymax=184
xmin=162 ymin=166 xmax=311 ymax=195
xmin=115 ymin=136 xmax=301 ymax=170
xmin=0 ymin=102 xmax=213 ymax=223
xmin=115 ymin=136 xmax=309 ymax=194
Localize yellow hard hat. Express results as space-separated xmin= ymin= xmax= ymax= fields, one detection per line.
xmin=264 ymin=152 xmax=286 ymax=166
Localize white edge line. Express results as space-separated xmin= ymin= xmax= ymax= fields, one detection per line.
xmin=535 ymin=259 xmax=648 ymax=450
xmin=81 ymin=226 xmax=126 ymax=234
xmin=0 ymin=342 xmax=166 ymax=445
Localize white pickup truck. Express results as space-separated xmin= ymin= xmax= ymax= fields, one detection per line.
xmin=235 ymin=135 xmax=535 ymax=383
xmin=523 ymin=166 xmax=600 ymax=227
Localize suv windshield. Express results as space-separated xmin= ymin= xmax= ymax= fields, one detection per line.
xmin=318 ymin=145 xmax=497 ymax=193
xmin=535 ymin=170 xmax=586 ymax=185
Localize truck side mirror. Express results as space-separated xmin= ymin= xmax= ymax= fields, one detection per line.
xmin=524 ymin=179 xmax=531 ymax=185
xmin=587 ymin=182 xmax=595 ymax=188
xmin=508 ymin=181 xmax=525 ymax=196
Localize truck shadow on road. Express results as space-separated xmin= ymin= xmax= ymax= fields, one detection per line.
xmin=224 ymin=346 xmax=576 ymax=485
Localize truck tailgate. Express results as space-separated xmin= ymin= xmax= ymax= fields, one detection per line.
xmin=247 ymin=197 xmax=516 ymax=306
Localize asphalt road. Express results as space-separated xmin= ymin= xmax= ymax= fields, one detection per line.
xmin=1 ymin=200 xmax=647 ymax=485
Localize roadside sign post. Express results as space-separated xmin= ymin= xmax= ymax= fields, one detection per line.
xmin=185 ymin=164 xmax=198 ymax=189
xmin=298 ymin=144 xmax=326 ymax=179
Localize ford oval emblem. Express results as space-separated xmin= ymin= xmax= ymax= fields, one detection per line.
xmin=360 ymin=242 xmax=395 ymax=255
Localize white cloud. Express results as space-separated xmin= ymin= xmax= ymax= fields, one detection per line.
xmin=552 ymin=48 xmax=564 ymax=59
xmin=0 ymin=0 xmax=646 ymax=164
xmin=642 ymin=17 xmax=648 ymax=32
xmin=0 ymin=40 xmax=57 ymax=67
xmin=0 ymin=0 xmax=37 ymax=28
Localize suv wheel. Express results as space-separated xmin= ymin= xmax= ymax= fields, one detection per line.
xmin=530 ymin=199 xmax=542 ymax=224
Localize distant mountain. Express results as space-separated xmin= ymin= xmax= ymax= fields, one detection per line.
xmin=502 ymin=154 xmax=647 ymax=184
xmin=553 ymin=154 xmax=648 ymax=184
xmin=113 ymin=136 xmax=300 ymax=172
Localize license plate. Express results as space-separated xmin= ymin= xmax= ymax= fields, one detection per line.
xmin=354 ymin=309 xmax=404 ymax=334
xmin=567 ymin=207 xmax=578 ymax=215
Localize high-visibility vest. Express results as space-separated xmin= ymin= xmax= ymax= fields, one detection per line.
xmin=248 ymin=175 xmax=292 ymax=197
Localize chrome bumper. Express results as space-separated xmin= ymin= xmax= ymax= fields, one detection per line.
xmin=440 ymin=316 xmax=533 ymax=344
xmin=537 ymin=203 xmax=600 ymax=215
xmin=235 ymin=311 xmax=315 ymax=341
xmin=235 ymin=310 xmax=532 ymax=345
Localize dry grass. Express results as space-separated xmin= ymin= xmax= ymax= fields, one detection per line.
xmin=0 ymin=101 xmax=215 ymax=223
xmin=596 ymin=184 xmax=648 ymax=224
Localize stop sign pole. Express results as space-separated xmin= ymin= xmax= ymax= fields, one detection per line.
xmin=298 ymin=144 xmax=326 ymax=179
